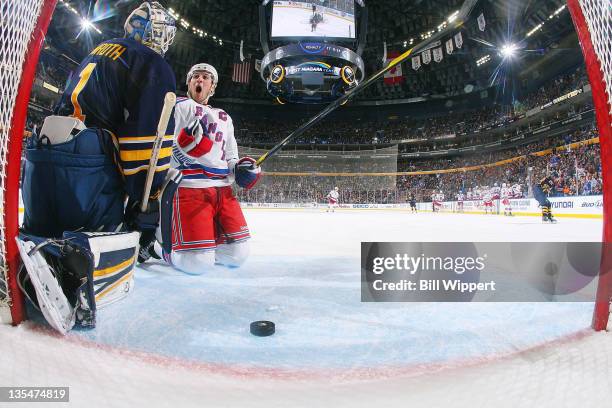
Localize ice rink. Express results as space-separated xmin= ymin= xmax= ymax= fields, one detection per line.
xmin=1 ymin=209 xmax=611 ymax=407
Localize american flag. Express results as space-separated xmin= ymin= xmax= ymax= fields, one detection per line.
xmin=232 ymin=58 xmax=252 ymax=84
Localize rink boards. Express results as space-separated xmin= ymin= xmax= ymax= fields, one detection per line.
xmin=240 ymin=195 xmax=603 ymax=219
xmin=16 ymin=194 xmax=603 ymax=219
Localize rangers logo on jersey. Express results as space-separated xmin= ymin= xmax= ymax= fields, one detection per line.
xmin=172 ymin=97 xmax=238 ymax=187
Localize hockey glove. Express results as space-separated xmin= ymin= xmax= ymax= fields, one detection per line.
xmin=177 ymin=118 xmax=213 ymax=158
xmin=125 ymin=199 xmax=160 ymax=232
xmin=125 ymin=200 xmax=160 ymax=264
xmin=234 ymin=157 xmax=262 ymax=190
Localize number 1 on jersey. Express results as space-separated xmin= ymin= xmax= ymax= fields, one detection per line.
xmin=71 ymin=62 xmax=97 ymax=122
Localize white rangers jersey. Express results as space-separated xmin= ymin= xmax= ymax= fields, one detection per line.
xmin=512 ymin=184 xmax=523 ymax=198
xmin=327 ymin=190 xmax=339 ymax=202
xmin=457 ymin=193 xmax=465 ymax=201
xmin=491 ymin=185 xmax=501 ymax=198
xmin=501 ymin=187 xmax=512 ymax=199
xmin=172 ymin=97 xmax=238 ymax=188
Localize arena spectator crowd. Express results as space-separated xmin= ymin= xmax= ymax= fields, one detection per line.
xmin=25 ymin=55 xmax=599 ymax=206
xmin=236 ymin=125 xmax=602 ymax=204
xmin=234 ymin=67 xmax=589 ymax=146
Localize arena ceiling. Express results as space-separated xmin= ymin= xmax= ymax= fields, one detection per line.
xmin=162 ymin=0 xmax=574 ymax=54
xmin=48 ymin=0 xmax=578 ymax=100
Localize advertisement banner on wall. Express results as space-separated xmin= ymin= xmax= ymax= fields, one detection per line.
xmin=241 ymin=196 xmax=603 ymax=218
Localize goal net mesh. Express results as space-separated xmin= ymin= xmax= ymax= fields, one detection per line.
xmin=565 ymin=0 xmax=611 ymax=330
xmin=0 ymin=1 xmax=46 ymax=317
xmin=578 ymin=0 xmax=612 ymax=114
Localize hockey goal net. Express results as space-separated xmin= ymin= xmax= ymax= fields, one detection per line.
xmin=0 ymin=0 xmax=57 ymax=325
xmin=0 ymin=0 xmax=610 ymax=330
xmin=567 ymin=0 xmax=612 ymax=331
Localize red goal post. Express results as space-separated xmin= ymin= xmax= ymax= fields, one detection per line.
xmin=0 ymin=0 xmax=58 ymax=325
xmin=567 ymin=0 xmax=612 ymax=330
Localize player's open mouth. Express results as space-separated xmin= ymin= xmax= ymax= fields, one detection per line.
xmin=196 ymin=85 xmax=202 ymax=93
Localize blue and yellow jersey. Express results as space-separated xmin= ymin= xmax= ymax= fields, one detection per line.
xmin=539 ymin=176 xmax=555 ymax=193
xmin=55 ymin=38 xmax=176 ymax=202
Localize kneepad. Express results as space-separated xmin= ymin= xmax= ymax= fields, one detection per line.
xmin=216 ymin=241 xmax=250 ymax=268
xmin=171 ymin=250 xmax=216 ymax=275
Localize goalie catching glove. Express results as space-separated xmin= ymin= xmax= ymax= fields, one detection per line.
xmin=177 ymin=118 xmax=213 ymax=157
xmin=234 ymin=157 xmax=262 ymax=189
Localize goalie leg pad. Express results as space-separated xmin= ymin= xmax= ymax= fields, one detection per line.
xmin=16 ymin=235 xmax=96 ymax=334
xmin=63 ymin=231 xmax=139 ymax=309
xmin=16 ymin=230 xmax=140 ymax=334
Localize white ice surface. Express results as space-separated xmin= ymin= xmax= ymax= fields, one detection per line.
xmin=1 ymin=210 xmax=610 ymax=407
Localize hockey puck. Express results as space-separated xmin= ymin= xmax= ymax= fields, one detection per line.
xmin=250 ymin=320 xmax=275 ymax=337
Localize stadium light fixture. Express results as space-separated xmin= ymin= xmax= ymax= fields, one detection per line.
xmin=81 ymin=18 xmax=92 ymax=30
xmin=500 ymin=43 xmax=517 ymax=58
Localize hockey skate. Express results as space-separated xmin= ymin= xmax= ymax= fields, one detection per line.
xmin=138 ymin=239 xmax=162 ymax=263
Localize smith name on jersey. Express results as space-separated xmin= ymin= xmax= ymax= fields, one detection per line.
xmin=55 ymin=37 xmax=176 ymax=201
xmin=173 ymin=97 xmax=239 ymax=187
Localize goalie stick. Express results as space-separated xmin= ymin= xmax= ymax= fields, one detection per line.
xmin=255 ymin=0 xmax=480 ymax=167
xmin=141 ymin=92 xmax=177 ymax=212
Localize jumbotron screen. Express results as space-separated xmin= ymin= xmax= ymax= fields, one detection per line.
xmin=271 ymin=0 xmax=356 ymax=39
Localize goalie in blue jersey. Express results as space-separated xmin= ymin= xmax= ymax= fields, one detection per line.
xmin=18 ymin=2 xmax=178 ymax=334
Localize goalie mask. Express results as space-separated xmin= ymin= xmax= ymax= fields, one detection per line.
xmin=124 ymin=2 xmax=176 ymax=56
xmin=186 ymin=63 xmax=218 ymax=102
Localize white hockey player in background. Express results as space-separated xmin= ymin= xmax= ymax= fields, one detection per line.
xmin=512 ymin=183 xmax=523 ymax=198
xmin=432 ymin=190 xmax=443 ymax=212
xmin=500 ymin=183 xmax=514 ymax=216
xmin=151 ymin=63 xmax=262 ymax=275
xmin=491 ymin=182 xmax=501 ymax=199
xmin=326 ymin=186 xmax=339 ymax=212
xmin=482 ymin=189 xmax=494 ymax=214
xmin=466 ymin=188 xmax=473 ymax=201
xmin=456 ymin=191 xmax=465 ymax=213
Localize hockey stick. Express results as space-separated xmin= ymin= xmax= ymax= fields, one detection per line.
xmin=141 ymin=92 xmax=177 ymax=212
xmin=255 ymin=0 xmax=480 ymax=167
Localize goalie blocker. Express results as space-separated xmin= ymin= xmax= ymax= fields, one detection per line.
xmin=16 ymin=231 xmax=139 ymax=335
